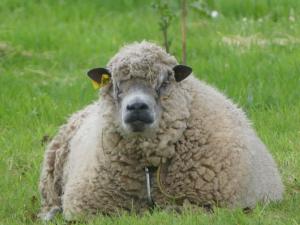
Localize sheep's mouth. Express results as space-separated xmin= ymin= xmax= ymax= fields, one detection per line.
xmin=124 ymin=112 xmax=154 ymax=124
xmin=125 ymin=114 xmax=154 ymax=132
xmin=129 ymin=121 xmax=148 ymax=132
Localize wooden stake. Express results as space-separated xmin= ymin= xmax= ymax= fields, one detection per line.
xmin=181 ymin=0 xmax=187 ymax=64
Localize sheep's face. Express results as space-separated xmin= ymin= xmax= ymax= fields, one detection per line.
xmin=115 ymin=78 xmax=160 ymax=133
xmin=87 ymin=65 xmax=192 ymax=136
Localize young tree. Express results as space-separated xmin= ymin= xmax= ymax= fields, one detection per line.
xmin=152 ymin=0 xmax=175 ymax=53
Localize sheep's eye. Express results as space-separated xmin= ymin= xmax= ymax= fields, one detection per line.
xmin=156 ymin=80 xmax=169 ymax=95
xmin=160 ymin=81 xmax=169 ymax=89
xmin=115 ymin=85 xmax=123 ymax=98
xmin=160 ymin=70 xmax=172 ymax=89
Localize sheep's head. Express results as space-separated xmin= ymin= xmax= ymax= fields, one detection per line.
xmin=87 ymin=42 xmax=192 ymax=136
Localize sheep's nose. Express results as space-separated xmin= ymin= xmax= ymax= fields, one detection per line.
xmin=126 ymin=102 xmax=149 ymax=111
xmin=124 ymin=100 xmax=154 ymax=129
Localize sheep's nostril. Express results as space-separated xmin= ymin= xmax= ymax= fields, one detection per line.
xmin=126 ymin=102 xmax=149 ymax=111
xmin=124 ymin=101 xmax=154 ymax=126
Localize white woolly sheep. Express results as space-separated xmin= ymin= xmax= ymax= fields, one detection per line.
xmin=39 ymin=41 xmax=284 ymax=221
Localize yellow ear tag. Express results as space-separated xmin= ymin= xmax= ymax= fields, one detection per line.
xmin=92 ymin=80 xmax=101 ymax=89
xmin=92 ymin=74 xmax=110 ymax=90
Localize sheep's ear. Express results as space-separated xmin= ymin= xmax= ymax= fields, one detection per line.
xmin=173 ymin=65 xmax=192 ymax=82
xmin=87 ymin=68 xmax=111 ymax=89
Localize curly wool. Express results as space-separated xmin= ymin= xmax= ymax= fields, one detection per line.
xmin=39 ymin=41 xmax=284 ymax=220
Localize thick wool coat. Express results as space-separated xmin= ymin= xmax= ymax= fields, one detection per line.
xmin=39 ymin=42 xmax=283 ymax=220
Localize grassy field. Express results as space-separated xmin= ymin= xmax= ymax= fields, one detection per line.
xmin=0 ymin=0 xmax=299 ymax=224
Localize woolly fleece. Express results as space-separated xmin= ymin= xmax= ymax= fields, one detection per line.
xmin=39 ymin=41 xmax=284 ymax=220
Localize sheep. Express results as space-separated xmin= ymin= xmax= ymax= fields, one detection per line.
xmin=39 ymin=41 xmax=284 ymax=221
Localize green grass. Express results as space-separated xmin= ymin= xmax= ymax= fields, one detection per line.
xmin=0 ymin=0 xmax=299 ymax=224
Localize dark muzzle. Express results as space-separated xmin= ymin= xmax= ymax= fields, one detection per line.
xmin=124 ymin=101 xmax=154 ymax=131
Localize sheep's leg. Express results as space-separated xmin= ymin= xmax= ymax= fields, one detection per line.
xmin=38 ymin=105 xmax=93 ymax=221
xmin=38 ymin=206 xmax=62 ymax=221
xmin=39 ymin=125 xmax=70 ymax=220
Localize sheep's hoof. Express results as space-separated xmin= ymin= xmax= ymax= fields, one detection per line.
xmin=164 ymin=205 xmax=183 ymax=213
xmin=243 ymin=207 xmax=253 ymax=214
xmin=38 ymin=206 xmax=62 ymax=221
